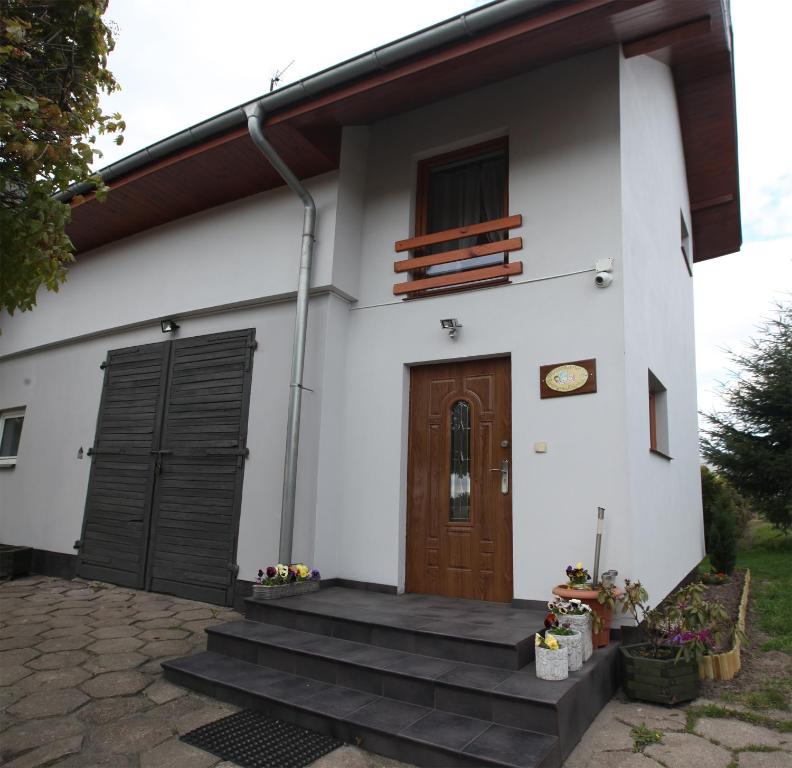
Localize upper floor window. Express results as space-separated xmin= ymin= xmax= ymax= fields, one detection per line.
xmin=416 ymin=138 xmax=508 ymax=275
xmin=680 ymin=212 xmax=692 ymax=276
xmin=392 ymin=136 xmax=523 ymax=298
xmin=0 ymin=408 xmax=25 ymax=467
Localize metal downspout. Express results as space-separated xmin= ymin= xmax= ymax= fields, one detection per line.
xmin=246 ymin=103 xmax=316 ymax=565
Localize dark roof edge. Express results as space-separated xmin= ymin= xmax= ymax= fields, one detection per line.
xmin=56 ymin=0 xmax=549 ymax=202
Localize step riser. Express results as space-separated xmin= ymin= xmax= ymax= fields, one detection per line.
xmin=207 ymin=631 xmax=556 ymax=733
xmin=245 ymin=600 xmax=531 ymax=669
xmin=163 ymin=664 xmax=559 ymax=768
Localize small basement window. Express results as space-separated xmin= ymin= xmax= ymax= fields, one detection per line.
xmin=0 ymin=408 xmax=25 ymax=467
xmin=648 ymin=372 xmax=670 ymax=459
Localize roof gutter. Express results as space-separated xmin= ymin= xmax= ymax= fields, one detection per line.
xmin=246 ymin=102 xmax=315 ymax=566
xmin=56 ymin=0 xmax=548 ymax=201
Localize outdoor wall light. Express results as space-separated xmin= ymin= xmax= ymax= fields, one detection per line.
xmin=160 ymin=318 xmax=180 ymax=333
xmin=440 ymin=318 xmax=462 ymax=339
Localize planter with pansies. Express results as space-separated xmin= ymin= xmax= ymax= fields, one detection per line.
xmin=251 ymin=563 xmax=321 ymax=600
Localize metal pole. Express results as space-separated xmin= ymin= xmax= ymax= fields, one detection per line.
xmin=592 ymin=507 xmax=605 ymax=585
xmin=247 ymin=104 xmax=316 ymax=565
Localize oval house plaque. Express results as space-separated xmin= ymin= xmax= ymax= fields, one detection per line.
xmin=539 ymin=359 xmax=597 ymax=398
xmin=545 ymin=364 xmax=589 ymax=393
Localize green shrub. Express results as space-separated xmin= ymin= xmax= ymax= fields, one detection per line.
xmin=709 ymin=490 xmax=737 ymax=574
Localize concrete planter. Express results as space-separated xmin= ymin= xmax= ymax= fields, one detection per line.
xmin=535 ymin=646 xmax=569 ymax=681
xmin=563 ymin=613 xmax=593 ymax=662
xmin=548 ymin=628 xmax=583 ymax=671
xmin=251 ymin=581 xmax=319 ymax=600
xmin=620 ymin=643 xmax=700 ymax=705
xmin=0 ymin=545 xmax=33 ymax=579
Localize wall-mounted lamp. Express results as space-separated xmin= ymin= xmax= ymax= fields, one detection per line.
xmin=160 ymin=318 xmax=180 ymax=334
xmin=440 ymin=318 xmax=462 ymax=339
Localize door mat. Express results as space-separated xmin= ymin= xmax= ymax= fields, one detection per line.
xmin=181 ymin=709 xmax=343 ymax=768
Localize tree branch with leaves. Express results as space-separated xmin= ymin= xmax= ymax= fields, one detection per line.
xmin=0 ymin=0 xmax=124 ymax=314
xmin=701 ymin=302 xmax=792 ymax=531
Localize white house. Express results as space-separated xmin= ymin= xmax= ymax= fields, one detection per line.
xmin=0 ymin=0 xmax=740 ymax=612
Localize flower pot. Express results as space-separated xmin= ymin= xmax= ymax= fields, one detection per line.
xmin=562 ymin=614 xmax=593 ymax=662
xmin=552 ymin=585 xmax=622 ymax=648
xmin=620 ymin=643 xmax=700 ymax=705
xmin=589 ymin=600 xmax=615 ymax=648
xmin=535 ymin=646 xmax=569 ymax=681
xmin=548 ymin=628 xmax=583 ymax=671
xmin=251 ymin=581 xmax=320 ymax=600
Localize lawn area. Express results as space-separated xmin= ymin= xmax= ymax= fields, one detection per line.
xmin=701 ymin=518 xmax=792 ymax=717
xmin=738 ymin=519 xmax=792 ymax=653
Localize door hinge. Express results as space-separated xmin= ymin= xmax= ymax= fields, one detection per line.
xmin=248 ymin=340 xmax=258 ymax=351
xmin=228 ymin=563 xmax=240 ymax=576
xmin=100 ymin=359 xmax=108 ymax=370
xmin=73 ymin=540 xmax=82 ymax=551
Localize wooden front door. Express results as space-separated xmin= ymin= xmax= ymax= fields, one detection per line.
xmin=406 ymin=357 xmax=513 ymax=602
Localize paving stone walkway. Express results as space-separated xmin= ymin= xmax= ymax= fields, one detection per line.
xmin=2 ymin=576 xmax=789 ymax=768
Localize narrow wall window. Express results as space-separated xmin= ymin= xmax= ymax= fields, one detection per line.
xmin=648 ymin=372 xmax=670 ymax=458
xmin=680 ymin=212 xmax=692 ymax=276
xmin=416 ymin=137 xmax=508 ymax=276
xmin=449 ymin=400 xmax=472 ymax=522
xmin=0 ymin=408 xmax=25 ymax=467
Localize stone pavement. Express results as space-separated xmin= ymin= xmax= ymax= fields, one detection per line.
xmin=564 ymin=694 xmax=792 ymax=768
xmin=2 ymin=576 xmax=789 ymax=768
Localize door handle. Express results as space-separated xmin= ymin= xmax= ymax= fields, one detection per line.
xmin=490 ymin=459 xmax=509 ymax=494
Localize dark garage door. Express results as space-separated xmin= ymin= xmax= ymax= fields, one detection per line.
xmin=77 ymin=329 xmax=256 ymax=605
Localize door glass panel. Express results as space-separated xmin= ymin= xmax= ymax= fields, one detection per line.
xmin=450 ymin=400 xmax=471 ymax=522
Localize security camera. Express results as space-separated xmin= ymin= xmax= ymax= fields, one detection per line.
xmin=595 ymin=272 xmax=613 ymax=288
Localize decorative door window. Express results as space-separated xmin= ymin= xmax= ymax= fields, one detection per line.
xmin=449 ymin=400 xmax=472 ymax=522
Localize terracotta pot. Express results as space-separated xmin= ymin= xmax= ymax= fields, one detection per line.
xmin=551 ymin=585 xmax=622 ymax=648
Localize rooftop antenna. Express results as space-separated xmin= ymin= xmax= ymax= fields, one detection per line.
xmin=270 ymin=60 xmax=295 ymax=92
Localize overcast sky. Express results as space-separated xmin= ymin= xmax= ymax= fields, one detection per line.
xmin=93 ymin=0 xmax=791 ymax=427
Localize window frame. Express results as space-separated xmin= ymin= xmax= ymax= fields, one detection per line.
xmin=0 ymin=408 xmax=25 ymax=467
xmin=647 ymin=372 xmax=671 ymax=460
xmin=413 ymin=137 xmax=510 ymax=290
xmin=415 ymin=136 xmax=509 ymax=242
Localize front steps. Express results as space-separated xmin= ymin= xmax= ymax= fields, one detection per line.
xmin=162 ymin=588 xmax=620 ymax=768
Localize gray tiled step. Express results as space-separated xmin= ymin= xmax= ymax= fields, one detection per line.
xmin=163 ymin=651 xmax=561 ymax=768
xmin=205 ymin=620 xmax=620 ymax=761
xmin=245 ymin=589 xmax=542 ymax=669
xmin=208 ymin=620 xmax=564 ymax=725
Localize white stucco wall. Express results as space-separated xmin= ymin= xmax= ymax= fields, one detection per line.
xmin=619 ymin=52 xmax=704 ymax=604
xmin=329 ymin=47 xmax=633 ymax=600
xmin=1 ymin=43 xmax=703 ymax=607
xmin=0 ymin=172 xmax=340 ymax=358
xmin=0 ymin=299 xmax=331 ymax=584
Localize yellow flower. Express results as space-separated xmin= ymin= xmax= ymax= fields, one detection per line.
xmin=295 ymin=564 xmax=309 ymax=579
xmin=545 ymin=634 xmax=560 ymax=650
xmin=576 ymin=562 xmax=583 ymax=570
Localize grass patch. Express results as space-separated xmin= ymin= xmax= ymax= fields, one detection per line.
xmin=738 ymin=521 xmax=792 ymax=652
xmin=631 ymin=722 xmax=662 ymax=752
xmin=686 ymin=703 xmax=791 ymax=733
xmin=744 ymin=684 xmax=790 ymax=711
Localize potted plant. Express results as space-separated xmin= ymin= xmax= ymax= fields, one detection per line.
xmin=619 ymin=580 xmax=733 ymax=705
xmin=545 ymin=613 xmax=583 ymax=671
xmin=552 ymin=563 xmax=623 ymax=647
xmin=547 ymin=597 xmax=594 ymax=661
xmin=534 ymin=632 xmax=568 ymax=681
xmin=566 ymin=562 xmax=591 ymax=589
xmin=251 ymin=563 xmax=321 ymax=600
